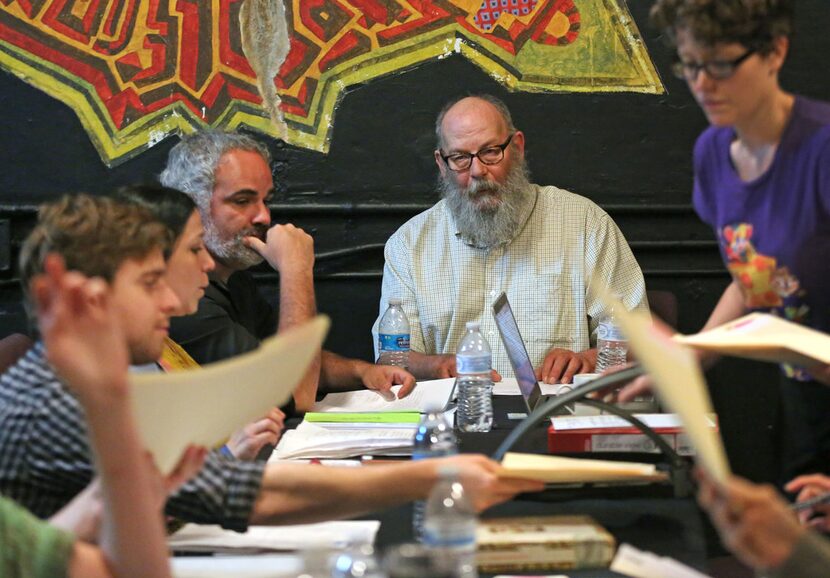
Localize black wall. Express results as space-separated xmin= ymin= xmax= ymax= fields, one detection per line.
xmin=1 ymin=0 xmax=829 ymax=483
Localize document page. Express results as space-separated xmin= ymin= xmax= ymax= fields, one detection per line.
xmin=674 ymin=312 xmax=830 ymax=367
xmin=169 ymin=520 xmax=380 ymax=553
xmin=271 ymin=421 xmax=414 ymax=460
xmin=131 ymin=317 xmax=329 ymax=472
xmin=312 ymin=377 xmax=455 ymax=412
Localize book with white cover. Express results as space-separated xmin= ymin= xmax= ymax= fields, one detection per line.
xmin=674 ymin=312 xmax=830 ymax=368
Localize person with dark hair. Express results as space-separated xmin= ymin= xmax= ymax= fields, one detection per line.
xmin=161 ymin=130 xmax=417 ymax=409
xmin=113 ymin=184 xmax=285 ymax=460
xmin=623 ymin=0 xmax=830 ymax=483
xmin=607 ymin=1 xmax=830 ymax=570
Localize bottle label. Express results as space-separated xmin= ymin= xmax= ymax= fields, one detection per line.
xmin=597 ymin=321 xmax=626 ymax=341
xmin=456 ymin=354 xmax=490 ymax=374
xmin=378 ymin=333 xmax=410 ymax=351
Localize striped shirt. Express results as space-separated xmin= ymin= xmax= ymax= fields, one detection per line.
xmin=374 ymin=185 xmax=648 ymax=376
xmin=0 ymin=343 xmax=265 ymax=531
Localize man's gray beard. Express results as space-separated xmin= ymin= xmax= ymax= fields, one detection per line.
xmin=203 ymin=218 xmax=265 ymax=271
xmin=440 ymin=157 xmax=534 ymax=249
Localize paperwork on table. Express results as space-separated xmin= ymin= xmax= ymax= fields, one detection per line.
xmin=312 ymin=377 xmax=456 ymax=412
xmin=274 ymin=377 xmax=458 ymax=459
xmin=169 ymin=520 xmax=380 ymax=554
xmin=171 ymin=554 xmax=302 ymax=578
xmin=131 ymin=316 xmax=329 ymax=472
xmin=271 ymin=420 xmax=416 ymax=460
xmin=611 ymin=543 xmax=712 ymax=578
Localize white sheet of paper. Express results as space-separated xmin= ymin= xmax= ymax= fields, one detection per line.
xmin=551 ymin=414 xmax=689 ymax=431
xmin=674 ymin=312 xmax=830 ymax=367
xmin=169 ymin=520 xmax=380 ymax=552
xmin=131 ymin=316 xmax=329 ymax=472
xmin=312 ymin=377 xmax=455 ymax=412
xmin=610 ymin=543 xmax=712 ymax=578
xmin=492 ymin=377 xmax=564 ymax=396
xmin=592 ymin=285 xmax=730 ymax=484
xmin=171 ymin=555 xmax=302 ymax=578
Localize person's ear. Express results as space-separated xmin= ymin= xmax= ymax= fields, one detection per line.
xmin=435 ymin=149 xmax=448 ymax=177
xmin=512 ymin=131 xmax=526 ymax=158
xmin=767 ymin=36 xmax=789 ymax=75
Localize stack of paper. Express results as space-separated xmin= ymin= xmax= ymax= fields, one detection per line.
xmin=312 ymin=378 xmax=456 ymax=412
xmin=169 ymin=520 xmax=380 ymax=554
xmin=271 ymin=421 xmax=415 ymax=460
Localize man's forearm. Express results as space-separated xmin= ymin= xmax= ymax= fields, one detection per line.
xmin=278 ymin=270 xmax=320 ymax=411
xmin=249 ymin=461 xmax=438 ymax=525
xmin=319 ymin=350 xmax=369 ymax=391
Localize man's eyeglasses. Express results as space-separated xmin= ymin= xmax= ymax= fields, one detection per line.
xmin=439 ymin=134 xmax=514 ymax=172
xmin=672 ymin=49 xmax=756 ymax=81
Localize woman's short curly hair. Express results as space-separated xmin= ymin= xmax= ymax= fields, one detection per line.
xmin=650 ymin=0 xmax=794 ymax=53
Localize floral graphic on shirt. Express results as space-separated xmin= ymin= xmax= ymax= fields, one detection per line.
xmin=720 ymin=222 xmax=811 ymax=380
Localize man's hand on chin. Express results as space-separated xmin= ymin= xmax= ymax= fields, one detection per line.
xmin=536 ymin=348 xmax=597 ymax=384
xmin=244 ymin=223 xmax=314 ymax=276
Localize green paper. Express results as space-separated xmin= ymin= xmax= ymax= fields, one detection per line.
xmin=305 ymin=411 xmax=420 ymax=424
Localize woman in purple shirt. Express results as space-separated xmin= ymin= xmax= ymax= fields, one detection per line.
xmin=649 ymin=0 xmax=830 ymax=482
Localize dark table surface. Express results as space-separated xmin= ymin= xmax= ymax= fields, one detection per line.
xmin=368 ymin=395 xmax=709 ymax=577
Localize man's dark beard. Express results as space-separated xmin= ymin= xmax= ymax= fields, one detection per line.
xmin=439 ymin=157 xmax=534 ymax=249
xmin=203 ymin=220 xmax=269 ymax=270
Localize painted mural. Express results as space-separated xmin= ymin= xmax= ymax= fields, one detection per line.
xmin=0 ymin=0 xmax=663 ymax=166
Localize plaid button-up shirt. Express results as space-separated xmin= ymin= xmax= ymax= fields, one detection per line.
xmin=0 ymin=343 xmax=265 ymax=531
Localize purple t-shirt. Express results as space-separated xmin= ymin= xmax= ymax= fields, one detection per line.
xmin=693 ymin=95 xmax=830 ymax=379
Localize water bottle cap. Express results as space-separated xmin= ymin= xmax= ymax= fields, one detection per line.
xmin=465 ymin=321 xmax=480 ymax=331
xmin=388 ymin=298 xmax=402 ymax=306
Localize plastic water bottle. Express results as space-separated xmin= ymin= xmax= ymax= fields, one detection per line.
xmin=595 ymin=304 xmax=628 ymax=372
xmin=332 ymin=545 xmax=387 ymax=578
xmin=412 ymin=408 xmax=457 ymax=541
xmin=423 ymin=467 xmax=478 ymax=578
xmin=377 ymin=298 xmax=410 ymax=368
xmin=455 ymin=322 xmax=493 ymax=433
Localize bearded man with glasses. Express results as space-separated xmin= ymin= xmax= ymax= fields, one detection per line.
xmin=373 ymin=95 xmax=647 ymax=385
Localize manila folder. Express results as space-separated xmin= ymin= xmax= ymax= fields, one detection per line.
xmin=131 ymin=316 xmax=329 ymax=472
xmin=674 ymin=312 xmax=830 ymax=368
xmin=497 ymin=452 xmax=665 ymax=484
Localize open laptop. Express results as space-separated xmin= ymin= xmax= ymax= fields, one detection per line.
xmin=492 ymin=292 xmax=574 ymax=412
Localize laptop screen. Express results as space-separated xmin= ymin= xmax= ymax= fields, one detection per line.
xmin=492 ymin=293 xmax=542 ymax=410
